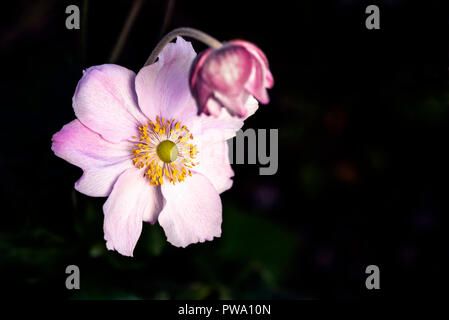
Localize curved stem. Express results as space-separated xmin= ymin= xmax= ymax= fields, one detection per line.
xmin=144 ymin=27 xmax=222 ymax=66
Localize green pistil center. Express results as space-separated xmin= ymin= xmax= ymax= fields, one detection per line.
xmin=157 ymin=140 xmax=178 ymax=163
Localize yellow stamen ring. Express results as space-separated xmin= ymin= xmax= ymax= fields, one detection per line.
xmin=131 ymin=116 xmax=198 ymax=186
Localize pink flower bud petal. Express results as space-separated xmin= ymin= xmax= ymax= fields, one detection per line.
xmin=189 ymin=39 xmax=273 ymax=118
xmin=204 ymin=98 xmax=223 ymax=117
xmin=245 ymin=56 xmax=270 ymax=104
xmin=213 ymin=90 xmax=250 ymax=118
xmin=229 ymin=40 xmax=274 ymax=88
xmin=202 ymin=46 xmax=253 ymax=95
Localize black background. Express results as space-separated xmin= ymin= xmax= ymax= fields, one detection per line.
xmin=0 ymin=0 xmax=448 ymax=299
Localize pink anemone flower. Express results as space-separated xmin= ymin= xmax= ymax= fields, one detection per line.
xmin=52 ymin=37 xmax=258 ymax=256
xmin=189 ymin=40 xmax=274 ymax=118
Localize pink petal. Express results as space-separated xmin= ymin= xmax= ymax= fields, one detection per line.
xmin=135 ymin=37 xmax=197 ymax=125
xmin=190 ymin=67 xmax=215 ymax=115
xmin=158 ymin=173 xmax=222 ymax=247
xmin=203 ymin=97 xmax=223 ymax=117
xmin=229 ymin=40 xmax=274 ymax=88
xmin=230 ymin=40 xmax=269 ymax=67
xmin=189 ymin=49 xmax=212 ymax=93
xmin=190 ymin=109 xmax=244 ymax=143
xmin=245 ymin=57 xmax=270 ymax=104
xmin=204 ymin=93 xmax=259 ymax=123
xmin=73 ymin=64 xmax=147 ymax=143
xmin=213 ymin=90 xmax=250 ymax=117
xmin=103 ymin=168 xmax=164 ymax=257
xmin=243 ymin=95 xmax=259 ymax=119
xmin=189 ymin=95 xmax=259 ymax=145
xmin=193 ymin=138 xmax=234 ymax=194
xmin=51 ymin=120 xmax=133 ymax=197
xmin=74 ymin=162 xmax=133 ymax=197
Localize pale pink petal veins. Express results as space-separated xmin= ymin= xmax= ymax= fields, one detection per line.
xmin=74 ymin=164 xmax=132 ymax=198
xmin=51 ymin=120 xmax=133 ymax=197
xmin=188 ymin=97 xmax=258 ymax=193
xmin=158 ymin=173 xmax=222 ymax=247
xmin=103 ymin=168 xmax=164 ymax=257
xmin=193 ymin=138 xmax=234 ymax=194
xmin=73 ymin=64 xmax=147 ymax=143
xmin=190 ymin=110 xmax=243 ymax=143
xmin=190 ymin=96 xmax=259 ymax=143
xmin=135 ymin=37 xmax=197 ymax=125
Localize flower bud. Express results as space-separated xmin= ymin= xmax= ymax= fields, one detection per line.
xmin=189 ymin=40 xmax=274 ymax=118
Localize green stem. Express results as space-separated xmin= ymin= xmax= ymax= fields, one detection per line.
xmin=144 ymin=27 xmax=222 ymax=66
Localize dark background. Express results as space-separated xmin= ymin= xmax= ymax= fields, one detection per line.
xmin=0 ymin=0 xmax=447 ymax=299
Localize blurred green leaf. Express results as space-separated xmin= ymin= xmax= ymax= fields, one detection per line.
xmin=140 ymin=223 xmax=166 ymax=256
xmin=299 ymin=164 xmax=324 ymax=195
xmin=176 ymin=282 xmax=212 ymax=300
xmin=219 ymin=204 xmax=299 ymax=287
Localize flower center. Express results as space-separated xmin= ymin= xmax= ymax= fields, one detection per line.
xmin=131 ymin=116 xmax=198 ymax=186
xmin=157 ymin=140 xmax=178 ymax=163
